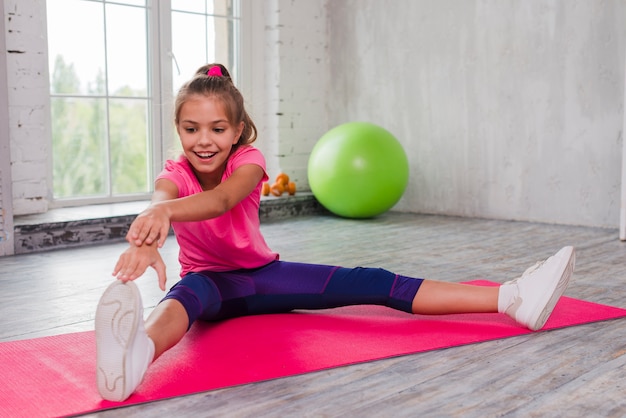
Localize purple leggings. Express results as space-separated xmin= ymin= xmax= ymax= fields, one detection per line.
xmin=162 ymin=260 xmax=424 ymax=329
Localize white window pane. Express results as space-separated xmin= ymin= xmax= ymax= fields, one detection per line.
xmin=212 ymin=0 xmax=235 ymax=16
xmin=172 ymin=0 xmax=207 ymax=14
xmin=47 ymin=0 xmax=239 ymax=204
xmin=109 ymin=99 xmax=150 ymax=194
xmin=47 ymin=0 xmax=105 ymax=95
xmin=106 ymin=3 xmax=148 ymax=96
xmin=206 ymin=17 xmax=216 ymax=59
xmin=108 ymin=0 xmax=145 ymax=6
xmin=212 ymin=16 xmax=233 ymax=67
xmin=171 ymin=1 xmax=234 ymax=16
xmin=51 ymin=97 xmax=108 ymax=198
xmin=172 ymin=11 xmax=208 ymax=90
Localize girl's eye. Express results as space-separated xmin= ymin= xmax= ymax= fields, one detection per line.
xmin=185 ymin=127 xmax=196 ymax=133
xmin=214 ymin=128 xmax=225 ymax=133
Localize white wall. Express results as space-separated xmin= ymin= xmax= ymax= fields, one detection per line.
xmin=242 ymin=0 xmax=328 ymax=189
xmin=1 ymin=0 xmax=626 ymax=232
xmin=327 ymin=0 xmax=626 ymax=228
xmin=0 ymin=0 xmax=14 ymax=255
xmin=3 ymin=0 xmax=51 ymax=217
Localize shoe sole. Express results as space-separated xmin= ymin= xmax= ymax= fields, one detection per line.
xmin=95 ymin=280 xmax=141 ymax=402
xmin=529 ymin=246 xmax=576 ymax=331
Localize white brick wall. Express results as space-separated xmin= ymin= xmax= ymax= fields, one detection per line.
xmin=273 ymin=0 xmax=328 ymax=190
xmin=4 ymin=0 xmax=51 ymax=216
xmin=0 ymin=0 xmax=14 ymax=255
xmin=243 ymin=0 xmax=328 ymax=190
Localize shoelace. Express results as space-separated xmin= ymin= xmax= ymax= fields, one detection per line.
xmin=503 ymin=258 xmax=548 ymax=286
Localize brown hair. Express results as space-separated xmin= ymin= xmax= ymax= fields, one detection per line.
xmin=174 ymin=63 xmax=257 ymax=147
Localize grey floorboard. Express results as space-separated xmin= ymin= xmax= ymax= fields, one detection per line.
xmin=1 ymin=212 xmax=625 ymax=417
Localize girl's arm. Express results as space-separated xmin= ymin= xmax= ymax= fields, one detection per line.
xmin=128 ymin=163 xmax=265 ymax=247
xmin=113 ymin=179 xmax=179 ymax=290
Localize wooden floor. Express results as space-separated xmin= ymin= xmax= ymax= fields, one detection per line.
xmin=2 ymin=212 xmax=626 ymax=417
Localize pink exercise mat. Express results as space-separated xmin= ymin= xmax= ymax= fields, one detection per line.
xmin=1 ymin=280 xmax=625 ymax=417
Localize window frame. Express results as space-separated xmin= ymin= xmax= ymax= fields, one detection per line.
xmin=47 ymin=0 xmax=242 ymax=208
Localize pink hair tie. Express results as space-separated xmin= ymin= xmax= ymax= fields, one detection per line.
xmin=207 ymin=66 xmax=223 ymax=77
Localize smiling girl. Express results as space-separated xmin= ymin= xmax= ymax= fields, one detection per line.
xmin=95 ymin=64 xmax=575 ymax=402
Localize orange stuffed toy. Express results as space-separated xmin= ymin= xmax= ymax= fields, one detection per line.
xmin=262 ymin=173 xmax=296 ymax=197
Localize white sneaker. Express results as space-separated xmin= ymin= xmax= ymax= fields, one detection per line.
xmin=499 ymin=246 xmax=575 ymax=331
xmin=95 ymin=280 xmax=155 ymax=401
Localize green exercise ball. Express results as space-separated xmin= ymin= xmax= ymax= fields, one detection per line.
xmin=308 ymin=122 xmax=409 ymax=218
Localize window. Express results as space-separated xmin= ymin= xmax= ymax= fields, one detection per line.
xmin=46 ymin=0 xmax=240 ymax=206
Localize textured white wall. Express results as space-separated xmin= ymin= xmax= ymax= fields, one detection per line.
xmin=2 ymin=0 xmax=626 ymax=230
xmin=4 ymin=0 xmax=50 ymax=216
xmin=327 ymin=0 xmax=626 ymax=228
xmin=243 ymin=0 xmax=328 ymax=190
xmin=0 ymin=0 xmax=14 ymax=255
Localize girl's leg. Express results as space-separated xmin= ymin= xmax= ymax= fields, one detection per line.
xmin=245 ymin=246 xmax=575 ymax=332
xmin=414 ymin=246 xmax=575 ymax=330
xmin=411 ymin=280 xmax=499 ymax=314
xmin=95 ymin=280 xmax=156 ymax=402
xmin=95 ymin=273 xmax=225 ymax=402
xmin=144 ymin=299 xmax=188 ymax=359
xmin=146 ymin=271 xmax=233 ymax=360
xmin=237 ymin=261 xmax=423 ymax=315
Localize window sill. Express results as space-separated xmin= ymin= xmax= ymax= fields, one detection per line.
xmin=13 ymin=193 xmax=325 ymax=255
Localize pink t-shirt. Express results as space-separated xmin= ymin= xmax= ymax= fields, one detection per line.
xmin=157 ymin=146 xmax=279 ymax=276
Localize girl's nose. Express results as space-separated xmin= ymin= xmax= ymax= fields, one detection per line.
xmin=197 ymin=130 xmax=213 ymax=145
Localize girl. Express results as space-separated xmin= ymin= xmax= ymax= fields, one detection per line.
xmin=95 ymin=63 xmax=575 ymax=402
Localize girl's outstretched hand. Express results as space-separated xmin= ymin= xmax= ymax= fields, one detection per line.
xmin=113 ymin=242 xmax=168 ymax=291
xmin=126 ymin=203 xmax=171 ymax=248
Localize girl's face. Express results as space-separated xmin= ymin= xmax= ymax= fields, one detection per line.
xmin=176 ymin=94 xmax=244 ymax=189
